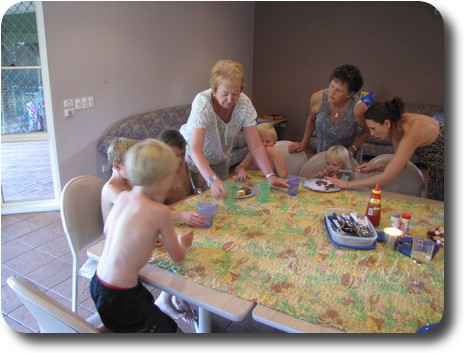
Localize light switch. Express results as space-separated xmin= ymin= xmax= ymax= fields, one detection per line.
xmin=88 ymin=96 xmax=95 ymax=108
xmin=64 ymin=99 xmax=74 ymax=108
xmin=82 ymin=97 xmax=89 ymax=109
xmin=75 ymin=98 xmax=82 ymax=110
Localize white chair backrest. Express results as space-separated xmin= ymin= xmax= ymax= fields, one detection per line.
xmin=366 ymin=154 xmax=426 ymax=197
xmin=299 ymin=151 xmax=359 ymax=178
xmin=273 ymin=140 xmax=307 ymax=176
xmin=61 ymin=175 xmax=105 ymax=253
xmin=7 ymin=276 xmax=99 ymax=333
xmin=60 ymin=175 xmax=105 ymax=312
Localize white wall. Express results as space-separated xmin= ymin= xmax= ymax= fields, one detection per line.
xmin=42 ymin=1 xmax=255 ymax=186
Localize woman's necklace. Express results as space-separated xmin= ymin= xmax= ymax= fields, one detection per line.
xmin=330 ymin=100 xmax=349 ymax=123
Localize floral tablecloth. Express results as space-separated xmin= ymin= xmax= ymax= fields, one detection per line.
xmin=151 ymin=172 xmax=444 ymax=333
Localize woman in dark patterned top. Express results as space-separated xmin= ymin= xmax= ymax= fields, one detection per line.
xmin=288 ymin=64 xmax=370 ymax=163
xmin=328 ymin=97 xmax=444 ymax=201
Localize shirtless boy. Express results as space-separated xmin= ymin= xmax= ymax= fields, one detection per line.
xmin=101 ymin=137 xmax=137 ymax=222
xmin=235 ymin=122 xmax=288 ymax=181
xmin=90 ymin=139 xmax=194 ymax=333
xmin=156 ymin=129 xmax=204 ymax=323
xmin=159 ymin=129 xmax=205 ymax=227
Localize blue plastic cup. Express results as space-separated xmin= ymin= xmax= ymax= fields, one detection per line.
xmin=198 ymin=203 xmax=218 ymax=228
xmin=287 ymin=175 xmax=301 ymax=196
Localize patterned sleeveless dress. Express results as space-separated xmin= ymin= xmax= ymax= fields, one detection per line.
xmin=315 ymin=89 xmax=363 ymax=163
xmin=414 ymin=123 xmax=444 ymax=201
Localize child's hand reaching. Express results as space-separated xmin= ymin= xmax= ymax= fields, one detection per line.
xmin=179 ymin=211 xmax=206 ymax=228
xmin=235 ymin=169 xmax=250 ymax=182
xmin=178 ymin=229 xmax=193 ymax=249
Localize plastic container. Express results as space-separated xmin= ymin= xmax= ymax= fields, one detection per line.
xmin=325 ymin=208 xmax=378 ymax=247
xmin=365 ymin=184 xmax=381 ymax=227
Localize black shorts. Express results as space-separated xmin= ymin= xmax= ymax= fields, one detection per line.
xmin=90 ymin=273 xmax=177 ymax=333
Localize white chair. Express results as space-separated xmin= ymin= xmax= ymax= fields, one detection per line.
xmin=365 ymin=154 xmax=426 ymax=197
xmin=7 ymin=276 xmax=100 ymax=333
xmin=299 ymin=151 xmax=360 ymax=179
xmin=273 ymin=140 xmax=308 ymax=176
xmin=60 ymin=175 xmax=105 ymax=312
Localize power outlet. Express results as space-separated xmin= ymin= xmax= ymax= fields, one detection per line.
xmin=64 ymin=108 xmax=75 ymax=118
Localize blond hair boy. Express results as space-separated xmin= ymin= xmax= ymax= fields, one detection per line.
xmin=101 ymin=137 xmax=138 ymax=222
xmin=90 ymin=139 xmax=193 ymax=333
xmin=235 ymin=122 xmax=287 ymax=181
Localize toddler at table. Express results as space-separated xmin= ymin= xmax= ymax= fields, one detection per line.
xmin=305 ymin=145 xmax=350 ymax=179
xmin=235 ymin=122 xmax=288 ymax=181
xmin=90 ymin=139 xmax=194 ymax=333
xmin=101 ymin=137 xmax=137 ymax=222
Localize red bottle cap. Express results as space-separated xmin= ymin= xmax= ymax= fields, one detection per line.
xmin=402 ymin=213 xmax=411 ymax=219
xmin=372 ymin=184 xmax=381 ymax=194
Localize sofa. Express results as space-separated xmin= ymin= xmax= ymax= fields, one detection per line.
xmin=97 ymin=104 xmax=249 ymax=168
xmin=307 ymin=103 xmax=444 ymax=162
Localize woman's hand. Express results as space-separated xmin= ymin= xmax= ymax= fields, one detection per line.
xmin=326 ymin=176 xmax=350 ymax=189
xmin=179 ymin=211 xmax=206 ymax=227
xmin=268 ymin=175 xmax=290 ymax=188
xmin=356 ymin=162 xmax=386 ymax=174
xmin=288 ymin=141 xmax=304 ymax=154
xmin=210 ymin=178 xmax=228 ymax=199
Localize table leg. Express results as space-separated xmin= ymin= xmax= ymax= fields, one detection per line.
xmin=194 ymin=307 xmax=212 ymax=333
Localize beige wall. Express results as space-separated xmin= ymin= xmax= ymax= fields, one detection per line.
xmin=42 ymin=1 xmax=255 ymax=185
xmin=252 ymin=1 xmax=444 ymax=141
xmin=41 ymin=1 xmax=444 ymax=187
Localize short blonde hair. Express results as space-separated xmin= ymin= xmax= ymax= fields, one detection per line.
xmin=326 ymin=145 xmax=350 ymax=168
xmin=124 ymin=139 xmax=177 ymax=187
xmin=107 ymin=137 xmax=137 ymax=165
xmin=257 ymin=122 xmax=277 ymax=141
xmin=209 ymin=59 xmax=244 ymax=92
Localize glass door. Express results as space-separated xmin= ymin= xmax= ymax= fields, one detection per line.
xmin=1 ymin=1 xmax=59 ymax=213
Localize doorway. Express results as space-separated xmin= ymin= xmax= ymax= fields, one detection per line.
xmin=1 ymin=1 xmax=59 ymax=213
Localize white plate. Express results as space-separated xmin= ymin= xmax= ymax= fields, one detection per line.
xmin=302 ymin=178 xmax=342 ymax=193
xmin=236 ymin=185 xmax=257 ymax=199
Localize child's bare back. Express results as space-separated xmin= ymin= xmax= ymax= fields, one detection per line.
xmin=97 ymin=189 xmax=191 ymax=289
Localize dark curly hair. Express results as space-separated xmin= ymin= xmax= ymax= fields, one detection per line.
xmin=364 ymin=97 xmax=405 ymax=124
xmin=329 ymin=64 xmax=364 ymax=93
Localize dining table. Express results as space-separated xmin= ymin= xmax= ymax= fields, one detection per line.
xmin=88 ymin=171 xmax=444 ymax=333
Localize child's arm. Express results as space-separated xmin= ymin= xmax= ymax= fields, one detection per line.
xmin=266 ymin=147 xmax=288 ymax=177
xmin=157 ymin=207 xmax=193 ymax=263
xmin=171 ymin=210 xmax=206 ymax=227
xmin=234 ymin=152 xmax=253 ymax=181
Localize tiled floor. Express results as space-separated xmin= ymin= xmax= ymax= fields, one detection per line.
xmin=1 ymin=210 xmax=283 ymax=333
xmin=1 ymin=141 xmax=55 ymax=202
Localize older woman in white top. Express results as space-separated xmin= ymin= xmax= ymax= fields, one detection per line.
xmin=180 ymin=59 xmax=289 ymax=199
